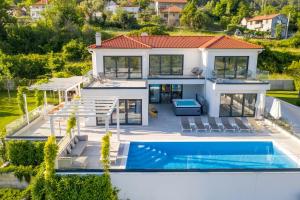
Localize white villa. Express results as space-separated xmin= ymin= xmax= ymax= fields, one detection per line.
xmin=29 ymin=0 xmax=48 ymax=20
xmin=82 ymin=33 xmax=270 ymax=127
xmin=241 ymin=14 xmax=288 ymax=38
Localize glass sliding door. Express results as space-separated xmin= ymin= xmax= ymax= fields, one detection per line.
xmin=219 ymin=93 xmax=257 ymax=117
xmin=103 ymin=56 xmax=142 ymax=79
xmin=111 ymin=99 xmax=142 ymax=125
xmin=214 ymin=56 xmax=249 ymax=79
xmin=149 ymin=84 xmax=183 ymax=103
xmin=149 ymin=55 xmax=183 ymax=76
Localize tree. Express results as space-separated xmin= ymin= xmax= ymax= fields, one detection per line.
xmin=111 ymin=8 xmax=138 ymax=29
xmin=35 ymin=89 xmax=44 ymax=107
xmin=261 ymin=5 xmax=277 ymax=15
xmin=193 ymin=9 xmax=212 ymax=30
xmin=180 ymin=0 xmax=197 ymax=28
xmin=62 ymin=39 xmax=88 ymax=61
xmin=0 ymin=0 xmax=15 ymax=40
xmin=17 ymin=86 xmax=28 ymax=115
xmin=79 ymin=0 xmax=105 ymax=23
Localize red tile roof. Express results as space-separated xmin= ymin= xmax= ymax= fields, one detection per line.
xmin=155 ymin=0 xmax=187 ymax=3
xmin=248 ymin=14 xmax=281 ymax=22
xmin=32 ymin=0 xmax=48 ymax=5
xmin=161 ymin=5 xmax=182 ymax=13
xmin=89 ymin=35 xmax=262 ymax=49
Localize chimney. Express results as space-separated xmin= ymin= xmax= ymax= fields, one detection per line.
xmin=95 ymin=32 xmax=101 ymax=47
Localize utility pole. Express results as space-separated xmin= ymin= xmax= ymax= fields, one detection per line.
xmin=285 ymin=12 xmax=290 ymax=39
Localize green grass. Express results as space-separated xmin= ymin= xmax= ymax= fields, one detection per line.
xmin=267 ymin=90 xmax=300 ymax=106
xmin=0 ymin=90 xmax=59 ymax=131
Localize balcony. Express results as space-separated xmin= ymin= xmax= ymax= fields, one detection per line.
xmin=208 ymin=69 xmax=269 ymax=85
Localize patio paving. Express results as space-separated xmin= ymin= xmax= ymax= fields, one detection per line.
xmin=13 ymin=104 xmax=300 ymax=169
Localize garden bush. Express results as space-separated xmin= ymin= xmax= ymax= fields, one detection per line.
xmin=0 ymin=165 xmax=37 ymax=182
xmin=0 ymin=188 xmax=25 ymax=200
xmin=6 ymin=140 xmax=45 ymax=166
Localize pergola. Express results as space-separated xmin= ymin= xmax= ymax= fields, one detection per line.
xmin=30 ymin=76 xmax=84 ymax=103
xmin=49 ymin=96 xmax=120 ymax=141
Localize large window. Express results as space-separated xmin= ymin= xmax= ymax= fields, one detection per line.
xmin=214 ymin=56 xmax=249 ymax=79
xmin=96 ymin=99 xmax=142 ymax=125
xmin=149 ymin=84 xmax=183 ymax=103
xmin=219 ymin=93 xmax=257 ymax=117
xmin=149 ymin=55 xmax=183 ymax=76
xmin=104 ymin=56 xmax=142 ymax=79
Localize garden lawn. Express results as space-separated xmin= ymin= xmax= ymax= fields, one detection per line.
xmin=267 ymin=91 xmax=300 ymax=106
xmin=0 ymin=90 xmax=59 ymax=130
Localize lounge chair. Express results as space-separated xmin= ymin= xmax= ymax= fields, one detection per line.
xmin=234 ymin=118 xmax=251 ymax=132
xmin=247 ymin=118 xmax=262 ymax=133
xmin=208 ymin=117 xmax=222 ymax=132
xmin=181 ymin=117 xmax=192 ymax=132
xmin=221 ymin=118 xmax=236 ymax=132
xmin=194 ymin=117 xmax=209 ymax=132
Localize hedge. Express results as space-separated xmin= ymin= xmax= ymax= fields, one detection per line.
xmin=0 ymin=188 xmax=25 ymax=200
xmin=6 ymin=140 xmax=45 ymax=166
xmin=31 ymin=173 xmax=118 ymax=200
xmin=0 ymin=165 xmax=37 ymax=182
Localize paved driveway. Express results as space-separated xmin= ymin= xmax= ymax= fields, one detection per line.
xmin=266 ymin=96 xmax=300 ymax=134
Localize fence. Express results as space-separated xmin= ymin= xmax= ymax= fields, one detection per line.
xmin=5 ymin=105 xmax=49 ymax=136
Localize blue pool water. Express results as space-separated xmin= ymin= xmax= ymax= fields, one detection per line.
xmin=126 ymin=142 xmax=298 ymax=169
xmin=173 ymin=99 xmax=200 ymax=107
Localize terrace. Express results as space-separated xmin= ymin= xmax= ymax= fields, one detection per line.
xmin=11 ymin=103 xmax=300 ymax=170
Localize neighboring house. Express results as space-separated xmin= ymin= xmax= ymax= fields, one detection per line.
xmin=160 ymin=5 xmax=182 ymax=26
xmin=121 ymin=5 xmax=140 ymax=18
xmin=154 ymin=0 xmax=187 ymax=26
xmin=105 ymin=1 xmax=118 ymax=13
xmin=30 ymin=0 xmax=48 ymax=20
xmin=241 ymin=14 xmax=288 ymax=38
xmin=8 ymin=6 xmax=27 ymax=17
xmin=105 ymin=0 xmax=140 ymax=18
xmin=83 ymin=34 xmax=270 ymax=126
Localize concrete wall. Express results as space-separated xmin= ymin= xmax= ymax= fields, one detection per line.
xmin=268 ymin=80 xmax=295 ymax=91
xmin=110 ymin=171 xmax=300 ymax=200
xmin=182 ymin=84 xmax=204 ymax=99
xmin=0 ymin=173 xmax=28 ymax=189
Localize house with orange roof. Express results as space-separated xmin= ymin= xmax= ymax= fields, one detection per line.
xmin=82 ymin=33 xmax=270 ymax=126
xmin=241 ymin=14 xmax=288 ymax=38
xmin=154 ymin=0 xmax=187 ymax=26
xmin=29 ymin=0 xmax=48 ymax=20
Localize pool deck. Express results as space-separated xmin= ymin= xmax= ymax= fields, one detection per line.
xmin=13 ymin=104 xmax=300 ymax=169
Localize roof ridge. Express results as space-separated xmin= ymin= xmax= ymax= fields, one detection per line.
xmin=124 ymin=35 xmax=152 ymax=48
xmin=223 ymin=35 xmax=262 ymax=48
xmin=201 ymin=35 xmax=225 ymax=48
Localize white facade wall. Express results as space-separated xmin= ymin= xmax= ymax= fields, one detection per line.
xmin=110 ymin=172 xmax=300 ymax=200
xmin=81 ymin=88 xmax=149 ymax=126
xmin=182 ymin=84 xmax=204 ymax=99
xmin=205 ymin=81 xmax=270 ymax=117
xmin=91 ymin=48 xmax=203 ymax=78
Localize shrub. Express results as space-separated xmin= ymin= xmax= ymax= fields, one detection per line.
xmin=0 ymin=165 xmax=36 ymax=182
xmin=6 ymin=140 xmax=45 ymax=166
xmin=0 ymin=188 xmax=25 ymax=200
xmin=54 ymin=174 xmax=118 ymax=200
xmin=17 ymin=86 xmax=28 ymax=115
xmin=62 ymin=40 xmax=89 ymax=62
xmin=128 ymin=26 xmax=168 ymax=36
xmin=35 ymin=89 xmax=44 ymax=107
xmin=44 ymin=136 xmax=58 ymax=181
xmin=101 ymin=131 xmax=112 ymax=171
xmin=66 ymin=113 xmax=76 ymax=136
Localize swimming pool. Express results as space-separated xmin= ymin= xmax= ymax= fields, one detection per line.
xmin=126 ymin=141 xmax=298 ymax=169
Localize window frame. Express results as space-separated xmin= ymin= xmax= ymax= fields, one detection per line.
xmin=219 ymin=93 xmax=257 ymax=117
xmin=214 ymin=56 xmax=249 ymax=79
xmin=103 ymin=56 xmax=143 ymax=79
xmin=149 ymin=54 xmax=184 ymax=76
